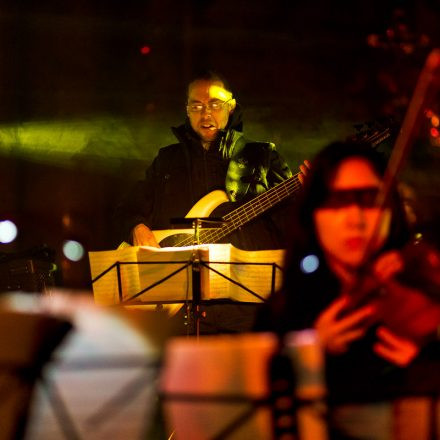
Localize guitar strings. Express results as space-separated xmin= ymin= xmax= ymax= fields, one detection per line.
xmin=201 ymin=127 xmax=391 ymax=245
xmin=173 ymin=173 xmax=302 ymax=247
xmin=176 ymin=175 xmax=302 ymax=246
xmin=186 ymin=127 xmax=391 ymax=246
xmin=219 ymin=178 xmax=301 ymax=238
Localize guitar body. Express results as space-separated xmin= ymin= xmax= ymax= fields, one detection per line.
xmin=150 ymin=190 xmax=230 ymax=315
xmin=186 ymin=189 xmax=230 ymax=218
xmin=153 ymin=190 xmax=230 ymax=246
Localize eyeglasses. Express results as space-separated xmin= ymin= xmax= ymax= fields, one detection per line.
xmin=187 ymin=99 xmax=232 ymax=113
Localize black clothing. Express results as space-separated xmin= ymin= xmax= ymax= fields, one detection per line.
xmin=114 ymin=122 xmax=293 ymax=334
xmin=114 ymin=123 xmax=293 ymax=250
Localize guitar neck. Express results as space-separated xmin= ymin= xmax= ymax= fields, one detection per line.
xmin=191 ymin=127 xmax=390 ymax=245
xmin=198 ymin=172 xmax=302 ymax=244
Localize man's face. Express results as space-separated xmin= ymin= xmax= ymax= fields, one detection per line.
xmin=186 ymin=80 xmax=235 ymax=144
xmin=313 ymin=157 xmax=391 ymax=273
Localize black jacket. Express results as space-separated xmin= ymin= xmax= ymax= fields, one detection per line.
xmin=113 ymin=123 xmax=293 ymax=250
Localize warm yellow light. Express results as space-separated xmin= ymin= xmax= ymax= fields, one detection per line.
xmin=62 ymin=214 xmax=72 ymax=228
xmin=431 ymin=115 xmax=440 ymax=127
xmin=209 ymin=85 xmax=233 ymax=102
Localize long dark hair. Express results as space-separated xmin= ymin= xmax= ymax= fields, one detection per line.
xmin=262 ymin=141 xmax=410 ymax=333
xmin=289 ymin=141 xmax=409 ymax=257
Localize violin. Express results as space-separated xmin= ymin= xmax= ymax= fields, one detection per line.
xmin=344 ymin=48 xmax=440 ymax=346
xmin=346 ymin=239 xmax=440 ymax=345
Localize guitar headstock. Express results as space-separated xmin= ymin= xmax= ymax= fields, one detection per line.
xmin=349 ymin=116 xmax=397 ymax=149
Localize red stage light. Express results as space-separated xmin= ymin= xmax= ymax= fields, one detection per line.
xmin=140 ymin=45 xmax=151 ymax=55
xmin=425 ymin=109 xmax=434 ymax=119
xmin=430 ymin=127 xmax=439 ymax=138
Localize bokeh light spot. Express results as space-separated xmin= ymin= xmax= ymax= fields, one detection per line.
xmin=63 ymin=240 xmax=85 ymax=262
xmin=140 ymin=45 xmax=151 ymax=55
xmin=300 ymin=254 xmax=319 ymax=274
xmin=0 ymin=220 xmax=18 ymax=243
xmin=425 ymin=109 xmax=434 ymax=119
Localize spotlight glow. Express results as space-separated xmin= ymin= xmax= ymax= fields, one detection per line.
xmin=63 ymin=240 xmax=85 ymax=262
xmin=300 ymin=254 xmax=319 ymax=274
xmin=0 ymin=220 xmax=18 ymax=243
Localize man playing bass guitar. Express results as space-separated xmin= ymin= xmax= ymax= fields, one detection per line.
xmin=113 ymin=70 xmax=308 ymax=333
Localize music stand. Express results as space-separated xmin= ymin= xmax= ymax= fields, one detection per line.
xmin=90 ymin=218 xmax=283 ymax=336
xmin=181 ymin=217 xmax=226 ymax=337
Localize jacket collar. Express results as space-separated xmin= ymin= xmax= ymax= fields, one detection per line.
xmin=171 ymin=123 xmax=243 ymax=159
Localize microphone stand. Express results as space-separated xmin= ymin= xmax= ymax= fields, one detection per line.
xmin=191 ymin=218 xmax=202 ymax=338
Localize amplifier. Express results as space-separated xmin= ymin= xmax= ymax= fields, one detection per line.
xmin=0 ymin=247 xmax=56 ymax=293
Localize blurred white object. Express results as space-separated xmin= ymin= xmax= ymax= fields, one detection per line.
xmin=0 ymin=290 xmax=161 ymax=440
xmin=160 ymin=330 xmax=327 ymax=440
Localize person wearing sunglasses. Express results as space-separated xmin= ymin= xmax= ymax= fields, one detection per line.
xmin=257 ymin=141 xmax=440 ymax=439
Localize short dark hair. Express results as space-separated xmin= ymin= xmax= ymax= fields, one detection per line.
xmin=187 ymin=69 xmax=232 ymax=95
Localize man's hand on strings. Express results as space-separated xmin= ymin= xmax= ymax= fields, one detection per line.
xmin=314 ymin=295 xmax=376 ymax=355
xmin=132 ymin=224 xmax=160 ymax=248
xmin=298 ymin=159 xmax=311 ymax=185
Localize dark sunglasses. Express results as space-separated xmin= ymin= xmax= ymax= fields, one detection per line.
xmin=321 ymin=187 xmax=380 ymax=208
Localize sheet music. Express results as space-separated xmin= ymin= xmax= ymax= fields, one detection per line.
xmin=201 ymin=244 xmax=285 ymax=302
xmin=136 ymin=246 xmax=206 ymax=303
xmin=226 ymin=247 xmax=285 ymax=302
xmin=89 ymin=244 xmax=285 ymax=305
xmin=200 ymin=243 xmax=232 ymax=299
xmin=89 ymin=247 xmax=140 ymax=306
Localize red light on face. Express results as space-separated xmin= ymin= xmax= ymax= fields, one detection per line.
xmin=140 ymin=45 xmax=151 ymax=55
xmin=430 ymin=127 xmax=439 ymax=138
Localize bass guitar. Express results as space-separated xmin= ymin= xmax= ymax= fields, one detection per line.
xmin=154 ymin=122 xmax=394 ymax=247
xmin=153 ymin=172 xmax=303 ymax=247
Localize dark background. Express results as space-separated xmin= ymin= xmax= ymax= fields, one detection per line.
xmin=1 ymin=0 xmax=440 ymax=288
